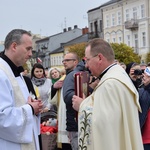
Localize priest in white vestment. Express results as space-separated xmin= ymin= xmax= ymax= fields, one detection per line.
xmin=0 ymin=29 xmax=43 ymax=150
xmin=72 ymin=38 xmax=144 ymax=150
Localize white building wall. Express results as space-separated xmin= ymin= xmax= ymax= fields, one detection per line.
xmin=123 ymin=0 xmax=149 ymax=61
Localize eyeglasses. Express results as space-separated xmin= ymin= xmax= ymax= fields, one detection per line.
xmin=85 ymin=54 xmax=98 ymax=63
xmin=62 ymin=59 xmax=76 ymax=63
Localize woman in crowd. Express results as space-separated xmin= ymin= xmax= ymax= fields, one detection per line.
xmin=31 ymin=63 xmax=52 ymax=112
xmin=49 ymin=67 xmax=61 ymax=84
xmin=49 ymin=67 xmax=71 ymax=150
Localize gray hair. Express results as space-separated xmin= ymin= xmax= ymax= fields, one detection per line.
xmin=4 ymin=29 xmax=31 ymax=49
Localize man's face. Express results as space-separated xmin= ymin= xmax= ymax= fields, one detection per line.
xmin=142 ymin=73 xmax=150 ymax=86
xmin=14 ymin=34 xmax=33 ymax=66
xmin=62 ymin=53 xmax=77 ymax=71
xmin=85 ymin=46 xmax=99 ymax=77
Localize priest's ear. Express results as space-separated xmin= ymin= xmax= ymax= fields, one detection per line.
xmin=10 ymin=42 xmax=18 ymax=52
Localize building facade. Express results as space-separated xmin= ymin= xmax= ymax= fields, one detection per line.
xmin=88 ymin=0 xmax=150 ymax=63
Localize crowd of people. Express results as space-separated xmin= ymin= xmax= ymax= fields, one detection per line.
xmin=0 ymin=28 xmax=150 ymax=150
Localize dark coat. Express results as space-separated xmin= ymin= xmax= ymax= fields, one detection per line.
xmin=139 ymin=84 xmax=150 ymax=130
xmin=63 ymin=61 xmax=86 ymax=131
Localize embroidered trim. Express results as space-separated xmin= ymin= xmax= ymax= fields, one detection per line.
xmin=79 ymin=110 xmax=92 ymax=150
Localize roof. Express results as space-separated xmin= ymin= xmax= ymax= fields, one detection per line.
xmin=49 ymin=34 xmax=88 ymax=54
xmin=62 ymin=34 xmax=88 ymax=47
xmin=49 ymin=47 xmax=64 ymax=54
xmin=87 ymin=0 xmax=121 ymax=13
xmin=35 ymin=36 xmax=50 ymax=43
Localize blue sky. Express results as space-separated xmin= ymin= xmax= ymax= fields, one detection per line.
xmin=0 ymin=0 xmax=108 ymax=41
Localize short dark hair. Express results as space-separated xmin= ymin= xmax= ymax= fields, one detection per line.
xmin=31 ymin=63 xmax=46 ymax=78
xmin=4 ymin=29 xmax=31 ymax=49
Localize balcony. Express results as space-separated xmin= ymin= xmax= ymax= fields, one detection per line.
xmin=125 ymin=19 xmax=138 ymax=30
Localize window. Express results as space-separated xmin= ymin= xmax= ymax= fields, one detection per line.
xmin=134 ymin=34 xmax=138 ymax=47
xmin=142 ymin=32 xmax=146 ymax=47
xmin=51 ymin=57 xmax=53 ymax=66
xmin=126 ymin=9 xmax=130 ymax=21
xmin=141 ymin=4 xmax=145 ymax=18
xmin=100 ymin=20 xmax=103 ymax=32
xmin=106 ymin=15 xmax=109 ymax=27
xmin=112 ymin=14 xmax=115 ymax=26
xmin=90 ymin=23 xmax=93 ymax=32
xmin=117 ymin=11 xmax=121 ymax=25
xmin=105 ymin=33 xmax=110 ymax=43
xmin=133 ymin=7 xmax=137 ymax=19
xmin=118 ymin=37 xmax=122 ymax=43
xmin=112 ymin=38 xmax=116 ymax=43
xmin=54 ymin=57 xmax=56 ymax=66
xmin=111 ymin=32 xmax=116 ymax=43
xmin=127 ymin=35 xmax=130 ymax=46
xmin=107 ymin=39 xmax=110 ymax=43
xmin=134 ymin=34 xmax=138 ymax=53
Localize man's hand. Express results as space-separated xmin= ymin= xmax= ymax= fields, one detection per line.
xmin=27 ymin=97 xmax=43 ymax=115
xmin=72 ymin=95 xmax=84 ymax=111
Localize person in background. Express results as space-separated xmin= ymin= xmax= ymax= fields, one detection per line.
xmin=126 ymin=62 xmax=143 ymax=89
xmin=31 ymin=63 xmax=52 ymax=112
xmin=120 ymin=62 xmax=126 ymax=70
xmin=44 ymin=67 xmax=49 ymax=78
xmin=50 ymin=69 xmax=72 ymax=150
xmin=0 ymin=29 xmax=43 ymax=150
xmin=147 ymin=62 xmax=150 ymax=67
xmin=49 ymin=67 xmax=61 ymax=84
xmin=114 ymin=59 xmax=120 ymax=65
xmin=72 ymin=38 xmax=143 ymax=150
xmin=140 ymin=63 xmax=147 ymax=73
xmin=139 ymin=67 xmax=150 ymax=150
xmin=62 ymin=52 xmax=80 ymax=150
xmin=60 ymin=67 xmax=66 ymax=76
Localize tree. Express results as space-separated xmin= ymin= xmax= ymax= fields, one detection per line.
xmin=111 ymin=43 xmax=141 ymax=64
xmin=146 ymin=52 xmax=150 ymax=63
xmin=68 ymin=43 xmax=86 ymax=60
xmin=68 ymin=42 xmax=141 ymax=65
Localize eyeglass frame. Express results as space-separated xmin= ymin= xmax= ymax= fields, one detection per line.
xmin=62 ymin=59 xmax=76 ymax=63
xmin=85 ymin=54 xmax=98 ymax=63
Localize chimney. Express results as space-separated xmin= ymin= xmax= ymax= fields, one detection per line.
xmin=68 ymin=27 xmax=72 ymax=31
xmin=63 ymin=28 xmax=67 ymax=32
xmin=74 ymin=25 xmax=78 ymax=29
xmin=82 ymin=27 xmax=89 ymax=34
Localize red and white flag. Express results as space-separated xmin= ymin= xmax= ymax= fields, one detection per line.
xmin=37 ymin=57 xmax=42 ymax=63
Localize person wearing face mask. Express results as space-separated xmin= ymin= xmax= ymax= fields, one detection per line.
xmin=139 ymin=67 xmax=150 ymax=150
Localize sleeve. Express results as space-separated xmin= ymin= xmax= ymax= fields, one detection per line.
xmin=138 ymin=89 xmax=150 ymax=129
xmin=63 ymin=73 xmax=75 ymax=105
xmin=51 ymin=85 xmax=58 ymax=99
xmin=0 ymin=72 xmax=34 ymax=143
xmin=23 ymin=76 xmax=38 ymax=99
